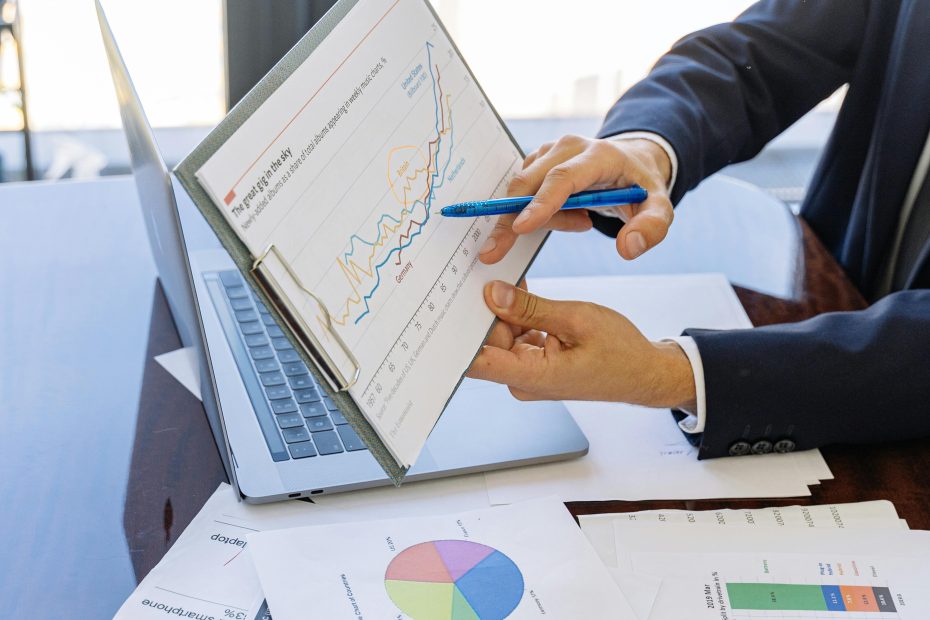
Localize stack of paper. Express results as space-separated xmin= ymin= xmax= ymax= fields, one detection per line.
xmin=114 ymin=478 xmax=492 ymax=620
xmin=483 ymin=274 xmax=833 ymax=504
xmin=117 ymin=482 xmax=928 ymax=620
xmin=581 ymin=501 xmax=927 ymax=619
xmin=116 ymin=483 xmax=639 ymax=620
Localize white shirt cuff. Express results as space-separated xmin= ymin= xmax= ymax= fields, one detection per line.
xmin=609 ymin=131 xmax=678 ymax=191
xmin=663 ymin=336 xmax=706 ymax=434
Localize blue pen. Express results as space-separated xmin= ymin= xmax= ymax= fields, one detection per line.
xmin=438 ymin=185 xmax=647 ymax=218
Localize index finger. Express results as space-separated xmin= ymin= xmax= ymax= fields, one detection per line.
xmin=512 ymin=150 xmax=612 ymax=234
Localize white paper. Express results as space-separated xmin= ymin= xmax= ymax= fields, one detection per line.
xmin=154 ymin=346 xmax=201 ymax=401
xmin=248 ymin=497 xmax=637 ymax=620
xmin=193 ymin=0 xmax=545 ymax=468
xmin=115 ymin=476 xmax=491 ymax=620
xmin=580 ymin=500 xmax=903 ymax=569
xmin=484 ymin=274 xmax=831 ymax=504
xmin=580 ymin=501 xmax=902 ymax=620
xmin=607 ymin=570 xmax=662 ymax=620
xmin=647 ymin=550 xmax=930 ymax=619
xmin=619 ymin=527 xmax=930 ymax=620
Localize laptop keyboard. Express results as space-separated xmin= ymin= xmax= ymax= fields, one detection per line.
xmin=213 ymin=270 xmax=368 ymax=461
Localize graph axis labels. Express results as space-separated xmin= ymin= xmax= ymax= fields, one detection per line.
xmin=385 ymin=540 xmax=524 ymax=620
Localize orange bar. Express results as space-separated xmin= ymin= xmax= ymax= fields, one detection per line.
xmin=840 ymin=586 xmax=879 ymax=611
xmin=224 ymin=190 xmax=236 ymax=206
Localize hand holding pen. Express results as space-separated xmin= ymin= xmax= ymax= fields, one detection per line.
xmin=459 ymin=135 xmax=674 ymax=265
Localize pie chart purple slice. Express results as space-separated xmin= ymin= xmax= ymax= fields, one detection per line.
xmin=433 ymin=540 xmax=496 ymax=581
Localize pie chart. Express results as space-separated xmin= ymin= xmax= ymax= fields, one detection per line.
xmin=385 ymin=540 xmax=524 ymax=619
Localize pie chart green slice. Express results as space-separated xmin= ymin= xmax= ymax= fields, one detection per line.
xmin=451 ymin=585 xmax=480 ymax=620
xmin=385 ymin=580 xmax=455 ymax=619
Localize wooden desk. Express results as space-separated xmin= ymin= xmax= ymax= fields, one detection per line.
xmin=2 ymin=176 xmax=927 ymax=617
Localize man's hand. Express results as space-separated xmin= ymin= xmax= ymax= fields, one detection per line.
xmin=467 ymin=281 xmax=696 ymax=410
xmin=478 ymin=136 xmax=673 ymax=264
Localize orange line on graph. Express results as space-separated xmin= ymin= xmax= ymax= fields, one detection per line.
xmin=324 ymin=87 xmax=452 ymax=329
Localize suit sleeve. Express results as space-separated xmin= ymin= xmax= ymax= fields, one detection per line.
xmin=684 ymin=290 xmax=930 ymax=458
xmin=591 ymin=0 xmax=868 ymax=239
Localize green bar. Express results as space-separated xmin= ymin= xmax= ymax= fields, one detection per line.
xmin=727 ymin=583 xmax=829 ymax=611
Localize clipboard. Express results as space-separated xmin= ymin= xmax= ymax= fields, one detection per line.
xmin=174 ymin=0 xmax=539 ymax=486
xmin=175 ymin=0 xmax=412 ymax=483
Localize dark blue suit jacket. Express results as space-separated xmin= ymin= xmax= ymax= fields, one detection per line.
xmin=594 ymin=0 xmax=930 ymax=457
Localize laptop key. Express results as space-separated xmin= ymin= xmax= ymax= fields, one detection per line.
xmin=219 ymin=270 xmax=242 ymax=287
xmin=276 ymin=413 xmax=305 ymax=429
xmin=300 ymin=402 xmax=327 ymax=418
xmin=266 ymin=325 xmax=285 ymax=338
xmin=289 ymin=374 xmax=315 ymax=390
xmin=307 ymin=417 xmax=333 ymax=432
xmin=229 ymin=297 xmax=253 ymax=311
xmin=272 ymin=337 xmax=293 ymax=351
xmin=244 ymin=333 xmax=268 ymax=347
xmin=265 ymin=384 xmax=291 ymax=400
xmin=277 ymin=350 xmax=301 ymax=363
xmin=261 ymin=313 xmax=277 ymax=326
xmin=282 ymin=361 xmax=308 ymax=376
xmin=226 ymin=285 xmax=249 ymax=299
xmin=254 ymin=358 xmax=279 ymax=373
xmin=329 ymin=409 xmax=347 ymax=425
xmin=337 ymin=424 xmax=367 ymax=451
xmin=240 ymin=321 xmax=264 ymax=336
xmin=288 ymin=441 xmax=317 ymax=459
xmin=250 ymin=345 xmax=275 ymax=360
xmin=323 ymin=396 xmax=339 ymax=411
xmin=235 ymin=309 xmax=259 ymax=323
xmin=270 ymin=398 xmax=298 ymax=414
xmin=282 ymin=427 xmax=311 ymax=444
xmin=311 ymin=430 xmax=344 ymax=455
xmin=254 ymin=300 xmax=268 ymax=313
xmin=260 ymin=371 xmax=286 ymax=387
xmin=294 ymin=388 xmax=321 ymax=404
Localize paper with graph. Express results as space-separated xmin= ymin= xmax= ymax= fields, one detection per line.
xmin=190 ymin=0 xmax=543 ymax=469
xmin=247 ymin=497 xmax=636 ymax=620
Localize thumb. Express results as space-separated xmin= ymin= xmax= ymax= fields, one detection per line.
xmin=484 ymin=281 xmax=578 ymax=335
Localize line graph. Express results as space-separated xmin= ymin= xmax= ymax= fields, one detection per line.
xmin=329 ymin=41 xmax=453 ymax=327
xmin=195 ymin=0 xmax=539 ymax=468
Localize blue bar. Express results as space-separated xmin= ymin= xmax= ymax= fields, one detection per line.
xmin=821 ymin=585 xmax=846 ymax=611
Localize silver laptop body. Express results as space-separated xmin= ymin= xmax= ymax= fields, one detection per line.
xmin=97 ymin=0 xmax=588 ymax=503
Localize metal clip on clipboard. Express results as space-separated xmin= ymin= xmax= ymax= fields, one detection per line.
xmin=251 ymin=244 xmax=361 ymax=394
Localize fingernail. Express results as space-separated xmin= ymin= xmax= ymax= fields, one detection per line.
xmin=513 ymin=208 xmax=532 ymax=227
xmin=479 ymin=236 xmax=497 ymax=254
xmin=626 ymin=231 xmax=646 ymax=258
xmin=491 ymin=281 xmax=515 ymax=308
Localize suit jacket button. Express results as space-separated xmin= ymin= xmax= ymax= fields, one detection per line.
xmin=774 ymin=438 xmax=796 ymax=453
xmin=729 ymin=441 xmax=752 ymax=456
xmin=751 ymin=440 xmax=773 ymax=454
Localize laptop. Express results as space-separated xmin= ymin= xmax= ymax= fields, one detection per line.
xmin=96 ymin=1 xmax=588 ymax=503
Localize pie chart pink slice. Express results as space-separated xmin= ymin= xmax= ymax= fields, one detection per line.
xmin=434 ymin=540 xmax=495 ymax=581
xmin=384 ymin=541 xmax=453 ymax=583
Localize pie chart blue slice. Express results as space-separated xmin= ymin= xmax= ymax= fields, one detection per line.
xmin=453 ymin=550 xmax=524 ymax=620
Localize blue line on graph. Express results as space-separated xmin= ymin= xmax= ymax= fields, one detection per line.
xmin=347 ymin=41 xmax=455 ymax=325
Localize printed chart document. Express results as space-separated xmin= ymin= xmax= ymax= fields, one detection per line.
xmin=176 ymin=0 xmax=544 ymax=473
xmin=114 ymin=478 xmax=491 ymax=620
xmin=483 ymin=274 xmax=832 ymax=503
xmin=615 ymin=526 xmax=930 ymax=619
xmin=579 ymin=501 xmax=905 ymax=620
xmin=247 ymin=497 xmax=637 ymax=620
